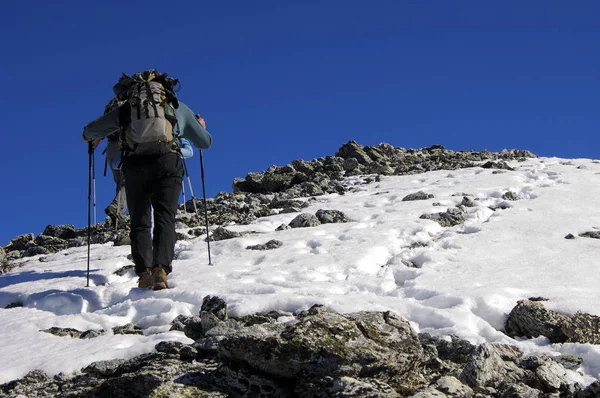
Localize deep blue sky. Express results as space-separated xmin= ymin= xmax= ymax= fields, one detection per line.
xmin=1 ymin=1 xmax=598 ymax=245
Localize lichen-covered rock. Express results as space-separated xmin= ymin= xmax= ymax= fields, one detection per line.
xmin=562 ymin=311 xmax=600 ymax=344
xmin=219 ymin=307 xmax=424 ymax=388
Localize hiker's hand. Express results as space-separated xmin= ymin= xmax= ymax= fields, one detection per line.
xmin=92 ymin=139 xmax=102 ymax=149
xmin=195 ymin=114 xmax=206 ymax=129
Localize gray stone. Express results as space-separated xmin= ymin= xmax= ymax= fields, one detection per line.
xmin=209 ymin=227 xmax=242 ymax=241
xmin=502 ymin=191 xmax=520 ymax=201
xmin=505 ymin=300 xmax=570 ymax=343
xmin=289 ymin=213 xmax=321 ymax=228
xmin=6 ymin=233 xmax=35 ymax=251
xmin=219 ymin=309 xmax=424 ymax=384
xmin=521 ymin=354 xmax=576 ymax=394
xmin=201 ymin=295 xmax=228 ymax=321
xmin=246 ymin=240 xmax=283 ymax=250
xmin=420 ymin=207 xmax=466 ymax=227
xmin=460 ymin=343 xmax=525 ymax=389
xmin=42 ymin=224 xmax=77 ymax=240
xmin=315 ymin=209 xmax=350 ymax=224
xmin=579 ymin=231 xmax=600 ymax=239
xmin=402 ymin=191 xmax=435 ymax=201
xmin=336 ymin=140 xmax=373 ymax=165
xmin=113 ymin=323 xmax=143 ymax=335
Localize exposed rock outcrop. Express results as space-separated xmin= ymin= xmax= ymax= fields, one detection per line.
xmin=3 ymin=298 xmax=596 ymax=397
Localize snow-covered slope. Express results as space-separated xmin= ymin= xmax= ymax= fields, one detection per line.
xmin=2 ymin=156 xmax=600 ymax=385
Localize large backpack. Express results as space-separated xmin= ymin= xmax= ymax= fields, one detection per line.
xmin=112 ymin=69 xmax=180 ymax=156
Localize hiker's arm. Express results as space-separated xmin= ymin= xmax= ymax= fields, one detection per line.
xmin=179 ymin=138 xmax=194 ymax=158
xmin=175 ymin=102 xmax=212 ymax=149
xmin=82 ymin=106 xmax=121 ymax=141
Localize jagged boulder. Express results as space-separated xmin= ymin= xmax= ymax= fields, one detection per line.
xmin=335 ymin=140 xmax=373 ymax=165
xmin=219 ymin=306 xmax=425 ymax=390
xmin=42 ymin=224 xmax=77 ymax=240
xmin=5 ymin=233 xmax=34 ymax=251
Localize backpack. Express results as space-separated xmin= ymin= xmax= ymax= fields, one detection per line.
xmin=112 ymin=69 xmax=180 ymax=156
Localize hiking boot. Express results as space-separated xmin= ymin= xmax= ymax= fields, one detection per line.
xmin=105 ymin=204 xmax=127 ymax=226
xmin=151 ymin=266 xmax=168 ymax=290
xmin=137 ymin=271 xmax=152 ymax=289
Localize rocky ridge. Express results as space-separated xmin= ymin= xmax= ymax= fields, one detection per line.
xmin=1 ymin=141 xmax=533 ymax=271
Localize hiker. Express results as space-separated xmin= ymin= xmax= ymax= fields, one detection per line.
xmin=82 ymin=70 xmax=212 ymax=290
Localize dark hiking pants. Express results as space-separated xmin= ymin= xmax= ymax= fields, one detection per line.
xmin=123 ymin=152 xmax=183 ymax=276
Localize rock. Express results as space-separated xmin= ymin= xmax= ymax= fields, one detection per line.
xmin=502 ymin=191 xmax=520 ymax=201
xmin=420 ymin=207 xmax=466 ymax=227
xmin=562 ymin=312 xmax=600 ymax=344
xmin=209 ymin=227 xmax=242 ymax=241
xmin=505 ymin=300 xmax=570 ymax=343
xmin=580 ymin=380 xmax=600 ymax=397
xmin=480 ymin=161 xmax=514 ymax=170
xmin=459 ymin=343 xmax=525 ymax=389
xmin=336 ymin=140 xmax=373 ymax=165
xmin=521 ymin=354 xmax=577 ymax=394
xmin=402 ymin=191 xmax=434 ymax=201
xmin=315 ymin=209 xmax=350 ymax=224
xmin=246 ymin=240 xmax=283 ymax=250
xmin=343 ymin=157 xmax=361 ymax=172
xmin=201 ymin=295 xmax=228 ymax=321
xmin=42 ymin=224 xmax=77 ymax=240
xmin=435 ymin=375 xmax=473 ymax=396
xmin=289 ymin=213 xmax=321 ymax=228
xmin=113 ymin=323 xmax=143 ymax=335
xmin=24 ymin=244 xmax=50 ymax=257
xmin=6 ymin=233 xmax=35 ymax=251
xmin=579 ymin=231 xmax=600 ymax=239
xmin=219 ymin=308 xmax=424 ymax=386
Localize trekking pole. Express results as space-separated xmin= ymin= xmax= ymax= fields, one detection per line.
xmin=181 ymin=181 xmax=187 ymax=214
xmin=92 ymin=151 xmax=97 ymax=225
xmin=199 ymin=149 xmax=212 ymax=265
xmin=86 ymin=142 xmax=93 ymax=287
xmin=182 ymin=158 xmax=198 ymax=214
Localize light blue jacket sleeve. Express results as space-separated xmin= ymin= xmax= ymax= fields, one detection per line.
xmin=179 ymin=138 xmax=194 ymax=158
xmin=174 ymin=102 xmax=212 ymax=149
